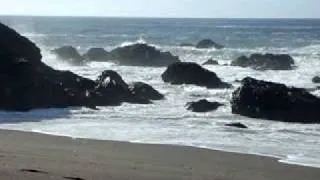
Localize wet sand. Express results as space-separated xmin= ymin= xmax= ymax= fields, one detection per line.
xmin=0 ymin=129 xmax=319 ymax=180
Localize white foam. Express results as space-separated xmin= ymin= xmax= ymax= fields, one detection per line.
xmin=1 ymin=35 xmax=320 ymax=168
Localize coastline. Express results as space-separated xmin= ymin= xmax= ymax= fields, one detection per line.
xmin=0 ymin=129 xmax=319 ymax=180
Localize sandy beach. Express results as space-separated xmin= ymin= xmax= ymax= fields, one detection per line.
xmin=0 ymin=129 xmax=318 ymax=180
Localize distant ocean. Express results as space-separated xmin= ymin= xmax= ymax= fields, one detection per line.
xmin=0 ymin=16 xmax=320 ymax=168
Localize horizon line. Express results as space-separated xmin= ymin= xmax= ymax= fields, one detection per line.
xmin=0 ymin=14 xmax=320 ymax=20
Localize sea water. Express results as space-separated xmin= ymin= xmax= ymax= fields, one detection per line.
xmin=0 ymin=16 xmax=320 ymax=168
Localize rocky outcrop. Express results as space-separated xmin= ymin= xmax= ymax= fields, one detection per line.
xmin=108 ymin=43 xmax=180 ymax=66
xmin=196 ymin=39 xmax=224 ymax=49
xmin=225 ymin=123 xmax=248 ymax=129
xmin=202 ymin=59 xmax=219 ymax=65
xmin=0 ymin=23 xmax=42 ymax=67
xmin=51 ymin=46 xmax=84 ymax=65
xmin=231 ymin=77 xmax=320 ymax=123
xmin=186 ymin=99 xmax=223 ymax=112
xmin=231 ymin=53 xmax=295 ymax=70
xmin=0 ymin=22 xmax=163 ymax=111
xmin=83 ymin=48 xmax=110 ymax=61
xmin=312 ymin=76 xmax=320 ymax=83
xmin=161 ymin=62 xmax=231 ymax=89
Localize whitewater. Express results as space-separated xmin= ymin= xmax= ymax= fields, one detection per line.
xmin=0 ymin=16 xmax=320 ymax=168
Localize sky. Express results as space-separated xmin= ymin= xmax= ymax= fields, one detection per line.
xmin=0 ymin=0 xmax=319 ymax=18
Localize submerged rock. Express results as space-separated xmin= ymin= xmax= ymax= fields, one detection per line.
xmin=225 ymin=122 xmax=248 ymax=129
xmin=202 ymin=59 xmax=219 ymax=65
xmin=109 ymin=43 xmax=180 ymax=66
xmin=0 ymin=22 xmax=163 ymax=111
xmin=231 ymin=77 xmax=320 ymax=123
xmin=51 ymin=46 xmax=84 ymax=65
xmin=312 ymin=76 xmax=320 ymax=83
xmin=231 ymin=53 xmax=295 ymax=70
xmin=186 ymin=99 xmax=223 ymax=112
xmin=196 ymin=39 xmax=224 ymax=49
xmin=179 ymin=43 xmax=194 ymax=47
xmin=161 ymin=62 xmax=231 ymax=89
xmin=83 ymin=48 xmax=110 ymax=61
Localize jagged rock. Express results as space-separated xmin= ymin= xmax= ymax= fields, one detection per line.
xmin=94 ymin=70 xmax=163 ymax=104
xmin=203 ymin=59 xmax=219 ymax=65
xmin=83 ymin=48 xmax=110 ymax=61
xmin=312 ymin=76 xmax=320 ymax=83
xmin=231 ymin=53 xmax=295 ymax=70
xmin=51 ymin=46 xmax=84 ymax=65
xmin=186 ymin=99 xmax=223 ymax=112
xmin=0 ymin=22 xmax=163 ymax=111
xmin=161 ymin=62 xmax=231 ymax=89
xmin=231 ymin=77 xmax=320 ymax=123
xmin=109 ymin=43 xmax=180 ymax=66
xmin=225 ymin=123 xmax=248 ymax=129
xmin=196 ymin=39 xmax=224 ymax=49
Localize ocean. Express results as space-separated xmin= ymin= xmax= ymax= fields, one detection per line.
xmin=0 ymin=16 xmax=320 ymax=168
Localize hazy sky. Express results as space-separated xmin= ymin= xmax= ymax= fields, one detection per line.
xmin=0 ymin=0 xmax=319 ymax=18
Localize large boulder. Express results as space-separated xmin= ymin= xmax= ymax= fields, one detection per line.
xmin=231 ymin=77 xmax=320 ymax=123
xmin=94 ymin=70 xmax=164 ymax=104
xmin=186 ymin=99 xmax=223 ymax=112
xmin=109 ymin=43 xmax=180 ymax=66
xmin=161 ymin=62 xmax=231 ymax=89
xmin=0 ymin=23 xmax=42 ymax=69
xmin=0 ymin=22 xmax=163 ymax=111
xmin=231 ymin=53 xmax=295 ymax=70
xmin=196 ymin=39 xmax=224 ymax=49
xmin=129 ymin=82 xmax=164 ymax=101
xmin=51 ymin=46 xmax=84 ymax=65
xmin=0 ymin=60 xmax=96 ymax=111
xmin=312 ymin=76 xmax=320 ymax=83
xmin=83 ymin=48 xmax=110 ymax=61
xmin=0 ymin=23 xmax=89 ymax=110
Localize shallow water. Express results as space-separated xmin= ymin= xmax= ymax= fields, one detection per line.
xmin=0 ymin=16 xmax=320 ymax=168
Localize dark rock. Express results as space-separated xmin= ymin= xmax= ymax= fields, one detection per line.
xmin=231 ymin=53 xmax=295 ymax=70
xmin=129 ymin=82 xmax=164 ymax=101
xmin=0 ymin=22 xmax=163 ymax=111
xmin=94 ymin=71 xmax=163 ymax=104
xmin=203 ymin=59 xmax=219 ymax=65
xmin=231 ymin=77 xmax=320 ymax=123
xmin=186 ymin=99 xmax=223 ymax=112
xmin=109 ymin=43 xmax=180 ymax=66
xmin=0 ymin=23 xmax=94 ymax=111
xmin=92 ymin=70 xmax=130 ymax=106
xmin=180 ymin=43 xmax=194 ymax=47
xmin=312 ymin=76 xmax=320 ymax=83
xmin=162 ymin=62 xmax=231 ymax=89
xmin=196 ymin=39 xmax=224 ymax=49
xmin=0 ymin=61 xmax=96 ymax=111
xmin=83 ymin=48 xmax=110 ymax=61
xmin=0 ymin=23 xmax=42 ymax=69
xmin=51 ymin=46 xmax=84 ymax=65
xmin=225 ymin=122 xmax=248 ymax=129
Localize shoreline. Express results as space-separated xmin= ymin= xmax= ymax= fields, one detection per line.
xmin=3 ymin=128 xmax=319 ymax=169
xmin=0 ymin=129 xmax=319 ymax=180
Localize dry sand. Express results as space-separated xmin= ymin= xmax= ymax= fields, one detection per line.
xmin=0 ymin=129 xmax=319 ymax=180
